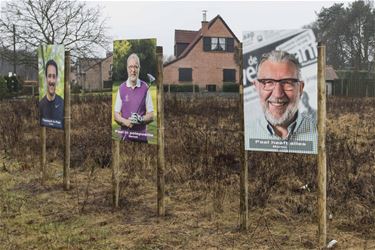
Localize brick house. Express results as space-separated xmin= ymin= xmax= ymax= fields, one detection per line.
xmin=163 ymin=14 xmax=240 ymax=92
xmin=75 ymin=53 xmax=113 ymax=91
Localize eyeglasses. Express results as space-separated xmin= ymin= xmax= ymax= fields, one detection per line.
xmin=257 ymin=78 xmax=300 ymax=91
xmin=128 ymin=65 xmax=139 ymax=70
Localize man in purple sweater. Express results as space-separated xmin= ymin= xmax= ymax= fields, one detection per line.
xmin=114 ymin=53 xmax=154 ymax=143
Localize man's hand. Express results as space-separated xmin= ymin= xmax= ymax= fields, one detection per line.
xmin=122 ymin=118 xmax=133 ymax=128
xmin=129 ymin=113 xmax=144 ymax=125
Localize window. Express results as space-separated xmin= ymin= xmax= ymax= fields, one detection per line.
xmin=206 ymin=84 xmax=216 ymax=92
xmin=223 ymin=69 xmax=236 ymax=82
xmin=179 ymin=68 xmax=192 ymax=82
xmin=211 ymin=38 xmax=225 ymax=51
xmin=203 ymin=37 xmax=234 ymax=52
xmin=109 ymin=64 xmax=113 ymax=79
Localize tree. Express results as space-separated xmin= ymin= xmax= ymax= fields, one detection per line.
xmin=0 ymin=0 xmax=110 ymax=68
xmin=112 ymin=39 xmax=157 ymax=82
xmin=310 ymin=1 xmax=375 ymax=71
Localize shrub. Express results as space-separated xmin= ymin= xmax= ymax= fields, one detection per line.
xmin=71 ymin=83 xmax=82 ymax=94
xmin=0 ymin=75 xmax=8 ymax=100
xmin=164 ymin=84 xmax=199 ymax=92
xmin=5 ymin=75 xmax=23 ymax=93
xmin=222 ymin=83 xmax=239 ymax=92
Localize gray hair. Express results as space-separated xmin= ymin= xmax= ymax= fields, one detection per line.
xmin=258 ymin=50 xmax=301 ymax=79
xmin=127 ymin=53 xmax=140 ymax=69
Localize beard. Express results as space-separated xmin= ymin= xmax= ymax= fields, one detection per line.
xmin=262 ymin=95 xmax=300 ymax=127
xmin=128 ymin=74 xmax=138 ymax=84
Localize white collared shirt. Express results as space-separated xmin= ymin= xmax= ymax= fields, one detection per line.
xmin=246 ymin=111 xmax=317 ymax=154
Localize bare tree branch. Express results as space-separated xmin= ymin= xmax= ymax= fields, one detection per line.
xmin=0 ymin=0 xmax=110 ymax=67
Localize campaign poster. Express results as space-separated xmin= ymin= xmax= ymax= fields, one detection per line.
xmin=112 ymin=39 xmax=158 ymax=144
xmin=38 ymin=45 xmax=65 ymax=129
xmin=243 ymin=29 xmax=318 ymax=154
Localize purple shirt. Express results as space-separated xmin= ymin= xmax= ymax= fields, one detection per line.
xmin=119 ymin=80 xmax=148 ymax=142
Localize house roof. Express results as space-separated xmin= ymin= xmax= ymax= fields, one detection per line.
xmin=83 ymin=54 xmax=113 ymax=73
xmin=78 ymin=58 xmax=102 ymax=72
xmin=175 ymin=30 xmax=198 ymax=44
xmin=164 ymin=15 xmax=240 ymax=67
xmin=326 ymin=65 xmax=338 ymax=81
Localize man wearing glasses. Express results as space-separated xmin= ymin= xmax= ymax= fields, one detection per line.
xmin=250 ymin=50 xmax=317 ymax=153
xmin=114 ymin=53 xmax=154 ymax=143
xmin=39 ymin=59 xmax=64 ymax=129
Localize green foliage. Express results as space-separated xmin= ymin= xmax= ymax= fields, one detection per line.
xmin=71 ymin=84 xmax=82 ymax=94
xmin=312 ymin=1 xmax=375 ymax=71
xmin=2 ymin=75 xmax=23 ymax=97
xmin=112 ymin=39 xmax=157 ymax=82
xmin=222 ymin=83 xmax=239 ymax=93
xmin=38 ymin=45 xmax=65 ymax=99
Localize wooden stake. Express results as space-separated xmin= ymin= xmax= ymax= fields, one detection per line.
xmin=112 ymin=140 xmax=120 ymax=207
xmin=40 ymin=126 xmax=46 ymax=185
xmin=239 ymin=43 xmax=248 ymax=230
xmin=156 ymin=46 xmax=165 ymax=216
xmin=317 ymin=42 xmax=327 ymax=248
xmin=64 ymin=51 xmax=71 ymax=190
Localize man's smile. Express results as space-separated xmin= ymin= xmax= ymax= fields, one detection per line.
xmin=267 ymin=97 xmax=289 ymax=108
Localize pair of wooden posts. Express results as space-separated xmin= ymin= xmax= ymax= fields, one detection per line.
xmin=40 ymin=51 xmax=71 ymax=190
xmin=41 ymin=45 xmax=328 ymax=248
xmin=112 ymin=47 xmax=166 ymax=216
xmin=238 ymin=43 xmax=327 ymax=247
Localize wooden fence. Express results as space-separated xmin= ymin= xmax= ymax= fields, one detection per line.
xmin=332 ymin=79 xmax=375 ymax=97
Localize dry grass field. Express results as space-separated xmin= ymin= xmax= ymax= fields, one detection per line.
xmin=0 ymin=94 xmax=374 ymax=249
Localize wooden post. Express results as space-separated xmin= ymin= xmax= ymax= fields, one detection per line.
xmin=156 ymin=46 xmax=165 ymax=216
xmin=239 ymin=43 xmax=248 ymax=230
xmin=40 ymin=126 xmax=46 ymax=185
xmin=112 ymin=140 xmax=120 ymax=207
xmin=64 ymin=51 xmax=71 ymax=190
xmin=13 ymin=24 xmax=16 ymax=74
xmin=317 ymin=42 xmax=327 ymax=248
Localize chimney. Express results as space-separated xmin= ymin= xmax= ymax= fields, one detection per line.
xmin=201 ymin=10 xmax=208 ymax=31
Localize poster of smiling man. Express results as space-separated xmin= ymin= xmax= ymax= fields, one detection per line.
xmin=112 ymin=39 xmax=158 ymax=144
xmin=243 ymin=29 xmax=317 ymax=154
xmin=38 ymin=45 xmax=65 ymax=129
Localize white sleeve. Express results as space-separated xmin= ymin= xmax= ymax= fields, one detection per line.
xmin=114 ymin=89 xmax=122 ymax=113
xmin=145 ymin=89 xmax=154 ymax=112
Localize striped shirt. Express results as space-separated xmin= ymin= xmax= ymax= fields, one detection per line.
xmin=246 ymin=111 xmax=317 ymax=154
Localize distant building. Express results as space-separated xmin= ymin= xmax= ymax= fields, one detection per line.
xmin=75 ymin=52 xmax=113 ymax=91
xmin=325 ymin=65 xmax=339 ymax=95
xmin=163 ymin=14 xmax=240 ymax=92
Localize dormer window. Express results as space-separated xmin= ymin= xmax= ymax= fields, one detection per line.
xmin=211 ymin=38 xmax=225 ymax=51
xmin=203 ymin=37 xmax=234 ymax=52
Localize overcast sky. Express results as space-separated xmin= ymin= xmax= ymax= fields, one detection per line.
xmin=92 ymin=1 xmax=345 ymax=57
xmin=0 ymin=0 xmax=346 ymax=58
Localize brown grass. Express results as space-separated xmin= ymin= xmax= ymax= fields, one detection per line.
xmin=0 ymin=94 xmax=374 ymax=249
